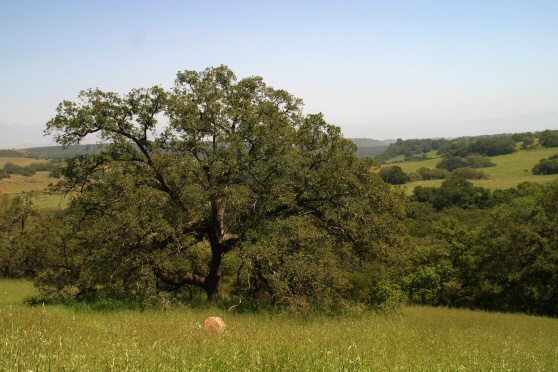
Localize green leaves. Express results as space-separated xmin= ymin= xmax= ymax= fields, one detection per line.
xmin=39 ymin=66 xmax=407 ymax=309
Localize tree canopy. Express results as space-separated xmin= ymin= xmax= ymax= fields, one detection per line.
xmin=42 ymin=66 xmax=407 ymax=308
xmin=532 ymin=154 xmax=558 ymax=175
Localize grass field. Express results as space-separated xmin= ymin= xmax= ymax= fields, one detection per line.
xmin=388 ymin=148 xmax=558 ymax=193
xmin=1 ymin=280 xmax=557 ymax=371
xmin=0 ymin=156 xmax=49 ymax=168
xmin=0 ymin=165 xmax=66 ymax=208
xmin=0 ymin=172 xmax=55 ymax=194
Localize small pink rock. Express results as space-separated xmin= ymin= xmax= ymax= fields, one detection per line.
xmin=203 ymin=316 xmax=226 ymax=332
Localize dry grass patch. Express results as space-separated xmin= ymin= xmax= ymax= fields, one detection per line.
xmin=0 ymin=172 xmax=55 ymax=194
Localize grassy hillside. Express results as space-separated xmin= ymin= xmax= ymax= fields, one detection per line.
xmin=355 ymin=146 xmax=388 ymax=158
xmin=0 ymin=157 xmax=49 ymax=168
xmin=0 ymin=149 xmax=42 ymax=159
xmin=389 ymin=147 xmax=558 ymax=192
xmin=1 ymin=279 xmax=557 ymax=370
xmin=0 ymin=172 xmax=54 ymax=194
xmin=24 ymin=144 xmax=108 ymax=159
xmin=0 ymin=156 xmax=65 ymax=208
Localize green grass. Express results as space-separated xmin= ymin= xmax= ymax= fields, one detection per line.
xmin=0 ymin=161 xmax=67 ymax=209
xmin=389 ymin=148 xmax=558 ymax=192
xmin=474 ymin=147 xmax=558 ymax=189
xmin=30 ymin=193 xmax=69 ymax=209
xmin=1 ymin=280 xmax=557 ymax=371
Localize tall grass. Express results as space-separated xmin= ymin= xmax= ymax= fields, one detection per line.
xmin=1 ymin=280 xmax=557 ymax=370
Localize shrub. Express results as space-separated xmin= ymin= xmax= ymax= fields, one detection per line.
xmin=436 ymin=156 xmax=469 ymax=171
xmin=464 ymin=154 xmax=495 ymax=168
xmin=470 ymin=137 xmax=516 ymax=156
xmin=452 ymin=167 xmax=489 ymax=180
xmin=532 ymin=154 xmax=558 ymax=175
xmin=417 ymin=167 xmax=448 ymax=180
xmin=378 ymin=166 xmax=410 ymax=185
xmin=539 ymin=130 xmax=558 ymax=148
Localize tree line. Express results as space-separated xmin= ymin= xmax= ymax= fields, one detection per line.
xmin=0 ymin=161 xmax=61 ymax=180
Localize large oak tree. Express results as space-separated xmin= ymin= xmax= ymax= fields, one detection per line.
xmin=43 ymin=66 xmax=406 ymax=305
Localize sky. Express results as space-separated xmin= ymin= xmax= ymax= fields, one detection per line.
xmin=1 ymin=0 xmax=557 ymax=148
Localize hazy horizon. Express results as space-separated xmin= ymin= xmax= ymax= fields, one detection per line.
xmin=1 ymin=1 xmax=557 ymax=148
xmin=2 ymin=112 xmax=558 ymax=150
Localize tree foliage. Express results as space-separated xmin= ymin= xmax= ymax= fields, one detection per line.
xmin=539 ymin=130 xmax=558 ymax=148
xmin=406 ymin=181 xmax=558 ymax=316
xmin=532 ymin=154 xmax=558 ymax=175
xmin=512 ymin=132 xmax=536 ymax=149
xmin=378 ymin=165 xmax=410 ymax=185
xmin=469 ymin=137 xmax=516 ymax=156
xmin=436 ymin=154 xmax=495 ymax=172
xmin=0 ymin=194 xmax=48 ymax=278
xmin=0 ymin=161 xmax=61 ymax=179
xmin=416 ymin=167 xmax=448 ymax=180
xmin=375 ymin=138 xmax=449 ymax=163
xmin=40 ymin=66 xmax=407 ymax=309
xmin=411 ymin=175 xmax=492 ymax=211
xmin=473 ymin=187 xmax=558 ymax=315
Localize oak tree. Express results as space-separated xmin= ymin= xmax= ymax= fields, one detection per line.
xmin=43 ymin=66 xmax=406 ymax=305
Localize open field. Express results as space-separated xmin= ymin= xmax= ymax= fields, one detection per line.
xmin=0 ymin=156 xmax=49 ymax=168
xmin=389 ymin=148 xmax=558 ymax=193
xmin=0 ymin=163 xmax=66 ymax=208
xmin=1 ymin=280 xmax=557 ymax=371
xmin=0 ymin=171 xmax=55 ymax=194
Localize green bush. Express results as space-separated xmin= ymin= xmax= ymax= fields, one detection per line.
xmin=379 ymin=165 xmax=410 ymax=185
xmin=532 ymin=154 xmax=558 ymax=175
xmin=417 ymin=167 xmax=448 ymax=180
xmin=539 ymin=130 xmax=558 ymax=148
xmin=452 ymin=167 xmax=489 ymax=180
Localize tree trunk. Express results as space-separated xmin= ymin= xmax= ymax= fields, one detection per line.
xmin=204 ymin=272 xmax=222 ymax=301
xmin=204 ymin=199 xmax=227 ymax=301
xmin=204 ymin=244 xmax=225 ymax=301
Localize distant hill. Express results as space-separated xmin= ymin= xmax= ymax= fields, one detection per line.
xmin=24 ymin=144 xmax=106 ymax=159
xmin=6 ymin=129 xmax=555 ymax=161
xmin=350 ymin=138 xmax=389 ymax=147
xmin=0 ymin=149 xmax=42 ymax=159
xmin=349 ymin=138 xmax=392 ymax=159
xmin=354 ymin=146 xmax=389 ymax=158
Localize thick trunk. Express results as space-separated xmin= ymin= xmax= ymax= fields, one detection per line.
xmin=204 ymin=198 xmax=227 ymax=301
xmin=154 ymin=199 xmax=228 ymax=301
xmin=154 ymin=249 xmax=224 ymax=301
xmin=203 ymin=270 xmax=222 ymax=301
xmin=205 ymin=232 xmax=225 ymax=301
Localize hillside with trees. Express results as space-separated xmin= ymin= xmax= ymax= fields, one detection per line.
xmin=1 ymin=68 xmax=558 ymax=316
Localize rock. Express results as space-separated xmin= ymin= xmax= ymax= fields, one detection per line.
xmin=203 ymin=316 xmax=226 ymax=332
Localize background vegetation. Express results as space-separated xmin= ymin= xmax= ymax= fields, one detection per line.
xmin=2 ymin=129 xmax=558 ymax=316
xmin=1 ymin=66 xmax=557 ymax=320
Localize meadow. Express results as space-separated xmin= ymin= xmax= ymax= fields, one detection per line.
xmin=0 ymin=157 xmax=49 ymax=168
xmin=388 ymin=148 xmax=558 ymax=193
xmin=1 ymin=280 xmax=557 ymax=371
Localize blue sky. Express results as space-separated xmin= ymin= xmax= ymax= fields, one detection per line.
xmin=1 ymin=0 xmax=557 ymax=146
